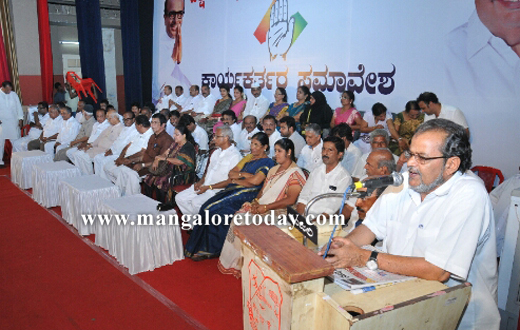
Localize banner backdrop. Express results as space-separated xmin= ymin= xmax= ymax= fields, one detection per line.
xmin=153 ymin=0 xmax=520 ymax=178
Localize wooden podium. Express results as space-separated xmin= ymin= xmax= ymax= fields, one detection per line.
xmin=235 ymin=225 xmax=471 ymax=330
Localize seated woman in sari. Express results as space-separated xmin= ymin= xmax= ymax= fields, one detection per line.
xmin=231 ymin=85 xmax=247 ymax=121
xmin=267 ymin=87 xmax=289 ymax=120
xmin=184 ymin=132 xmax=275 ymax=261
xmin=391 ymin=100 xmax=424 ymax=154
xmin=143 ymin=125 xmax=197 ymax=204
xmin=285 ymin=85 xmax=310 ymax=132
xmin=218 ymin=138 xmax=307 ymax=277
xmin=206 ymin=85 xmax=233 ymax=133
xmin=329 ymin=91 xmax=363 ymax=136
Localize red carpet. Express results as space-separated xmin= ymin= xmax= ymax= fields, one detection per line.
xmin=0 ymin=173 xmax=243 ymax=329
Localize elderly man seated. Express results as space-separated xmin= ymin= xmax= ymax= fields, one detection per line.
xmin=351 ymin=129 xmax=399 ymax=181
xmin=236 ymin=115 xmax=259 ymax=155
xmin=27 ymin=104 xmax=63 ymax=152
xmin=44 ymin=105 xmax=81 ymax=156
xmin=69 ymin=110 xmax=123 ymax=175
xmin=111 ymin=114 xmax=173 ymax=195
xmin=93 ymin=111 xmax=138 ymax=178
xmin=54 ymin=104 xmax=97 ymax=161
xmin=175 ymin=126 xmax=241 ymax=220
xmin=64 ymin=108 xmax=109 ymax=161
xmin=296 ymin=123 xmax=323 ymax=173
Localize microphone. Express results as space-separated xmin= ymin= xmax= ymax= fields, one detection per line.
xmin=352 ymin=172 xmax=404 ymax=190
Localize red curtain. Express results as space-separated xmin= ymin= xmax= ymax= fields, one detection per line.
xmin=0 ymin=24 xmax=10 ymax=82
xmin=37 ymin=0 xmax=53 ymax=104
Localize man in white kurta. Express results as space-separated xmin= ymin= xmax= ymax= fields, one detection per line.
xmin=180 ymin=85 xmax=202 ymax=114
xmin=296 ymin=136 xmax=352 ymax=218
xmin=169 ymin=86 xmax=188 ymax=111
xmin=176 ymin=126 xmax=241 ymax=219
xmin=12 ymin=103 xmax=50 ymax=152
xmin=330 ymin=122 xmax=362 ymax=174
xmin=27 ymin=105 xmax=63 ymax=152
xmin=71 ymin=111 xmax=123 ymax=175
xmin=104 ymin=115 xmax=154 ymax=191
xmin=44 ymin=107 xmax=80 ymax=156
xmin=325 ymin=119 xmax=500 ymax=330
xmin=262 ymin=115 xmax=282 ymax=158
xmin=297 ymin=124 xmax=323 ymax=173
xmin=93 ymin=112 xmax=138 ymax=179
xmin=0 ymin=82 xmax=23 ymax=165
xmin=191 ymin=85 xmax=217 ymax=119
xmin=417 ymin=92 xmax=469 ymax=136
xmin=220 ymin=110 xmax=241 ymax=143
xmin=156 ymin=85 xmax=175 ymax=111
xmin=236 ymin=115 xmax=259 ymax=155
xmin=279 ymin=116 xmax=306 ymax=159
xmin=243 ymin=83 xmax=270 ymax=122
xmin=66 ymin=109 xmax=109 ymax=162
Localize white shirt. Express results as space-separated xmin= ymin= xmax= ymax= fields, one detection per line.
xmin=297 ymin=163 xmax=352 ymax=216
xmin=227 ymin=122 xmax=242 ymax=143
xmin=42 ymin=116 xmax=63 ymax=138
xmin=56 ymin=117 xmax=81 ymax=146
xmin=237 ymin=127 xmax=260 ymax=152
xmin=182 ymin=94 xmax=202 ymax=113
xmin=288 ymin=131 xmax=306 ymax=159
xmin=297 ymin=140 xmax=323 ymax=173
xmin=490 ymin=174 xmax=520 ymax=256
xmin=166 ymin=121 xmax=175 ymax=137
xmin=363 ymin=171 xmax=499 ymax=330
xmin=0 ymin=89 xmax=23 ymax=139
xmin=109 ymin=124 xmax=139 ymax=156
xmin=243 ymin=94 xmax=270 ymax=121
xmin=125 ymin=127 xmax=154 ymax=157
xmin=204 ymin=145 xmax=242 ymax=190
xmin=267 ymin=130 xmax=282 ymax=157
xmin=341 ymin=142 xmax=362 ymax=174
xmin=88 ymin=120 xmax=110 ymax=143
xmin=351 ymin=152 xmax=399 ymax=180
xmin=192 ymin=124 xmax=209 ymax=151
xmin=28 ymin=112 xmax=50 ymax=138
xmin=424 ymin=103 xmax=469 ymax=129
xmin=194 ymin=94 xmax=217 ymax=116
xmin=156 ymin=93 xmax=174 ymax=111
xmin=170 ymin=94 xmax=188 ymax=111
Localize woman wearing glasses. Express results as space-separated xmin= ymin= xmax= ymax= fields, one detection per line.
xmin=267 ymin=87 xmax=290 ymax=120
xmin=330 ymin=91 xmax=363 ymax=134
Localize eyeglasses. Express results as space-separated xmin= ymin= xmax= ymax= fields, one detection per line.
xmin=403 ymin=150 xmax=447 ymax=165
xmin=340 ymin=96 xmax=350 ymax=100
xmin=167 ymin=10 xmax=185 ymax=20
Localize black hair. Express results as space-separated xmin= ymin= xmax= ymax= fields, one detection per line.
xmin=219 ymin=84 xmax=232 ymax=98
xmin=371 ymin=102 xmax=387 ymax=117
xmin=262 ymin=114 xmax=277 ymax=125
xmin=274 ymin=138 xmax=296 ymax=162
xmin=252 ymin=131 xmax=270 ymax=153
xmin=54 ymin=82 xmax=62 ymax=89
xmin=131 ymin=102 xmax=141 ymax=109
xmin=415 ymin=118 xmax=472 ymax=173
xmin=100 ymin=99 xmax=109 ymax=105
xmin=165 ymin=85 xmax=172 ymax=92
xmin=331 ymin=123 xmax=353 ymax=142
xmin=298 ymin=85 xmax=311 ymax=102
xmin=279 ymin=116 xmax=296 ymax=131
xmin=405 ymin=100 xmax=420 ymax=113
xmin=179 ymin=114 xmax=195 ymax=126
xmin=276 ymin=87 xmax=288 ymax=102
xmin=38 ymin=101 xmax=49 ymax=110
xmin=417 ymin=92 xmax=439 ymax=105
xmin=135 ymin=115 xmax=151 ymax=127
xmin=125 ymin=111 xmax=136 ymax=119
xmin=323 ymin=135 xmax=345 ymax=155
xmin=234 ymin=84 xmax=244 ymax=95
xmin=152 ymin=113 xmax=167 ymax=125
xmin=170 ymin=110 xmax=180 ymax=118
xmin=222 ymin=110 xmax=237 ymax=123
xmin=342 ymin=90 xmax=356 ymax=108
xmin=192 ymin=85 xmax=200 ymax=93
xmin=175 ymin=124 xmax=196 ymax=146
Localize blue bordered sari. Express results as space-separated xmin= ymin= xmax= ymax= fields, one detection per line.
xmin=184 ymin=155 xmax=275 ymax=257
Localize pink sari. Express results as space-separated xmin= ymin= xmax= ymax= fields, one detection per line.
xmin=230 ymin=99 xmax=247 ymax=118
xmin=334 ymin=107 xmax=361 ymax=126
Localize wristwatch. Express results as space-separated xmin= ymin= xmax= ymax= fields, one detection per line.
xmin=366 ymin=251 xmax=379 ymax=271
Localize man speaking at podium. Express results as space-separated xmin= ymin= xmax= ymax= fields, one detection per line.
xmin=321 ymin=119 xmax=499 ymax=329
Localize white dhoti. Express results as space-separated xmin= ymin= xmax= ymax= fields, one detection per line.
xmin=0 ymin=119 xmax=20 ymax=164
xmin=175 ymin=185 xmax=216 ymax=220
xmin=93 ymin=154 xmax=117 ymax=179
xmin=12 ymin=128 xmax=42 ymax=152
xmin=72 ymin=150 xmax=95 ymax=175
xmin=66 ymin=147 xmax=79 ymax=163
xmin=43 ymin=141 xmax=57 ymax=155
xmin=114 ymin=165 xmax=141 ymax=196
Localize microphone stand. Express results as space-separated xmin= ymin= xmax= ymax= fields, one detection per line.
xmin=302 ymin=191 xmax=364 ymax=247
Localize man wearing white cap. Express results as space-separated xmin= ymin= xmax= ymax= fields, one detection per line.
xmin=243 ymin=82 xmax=269 ymax=122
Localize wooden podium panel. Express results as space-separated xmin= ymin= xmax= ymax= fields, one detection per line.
xmin=236 ymin=225 xmax=471 ymax=330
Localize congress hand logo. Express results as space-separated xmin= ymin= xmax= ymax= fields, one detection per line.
xmin=254 ymin=0 xmax=307 ymax=61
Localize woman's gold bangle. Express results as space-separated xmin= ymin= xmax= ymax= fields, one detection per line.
xmin=209 ymin=185 xmax=213 ymax=190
